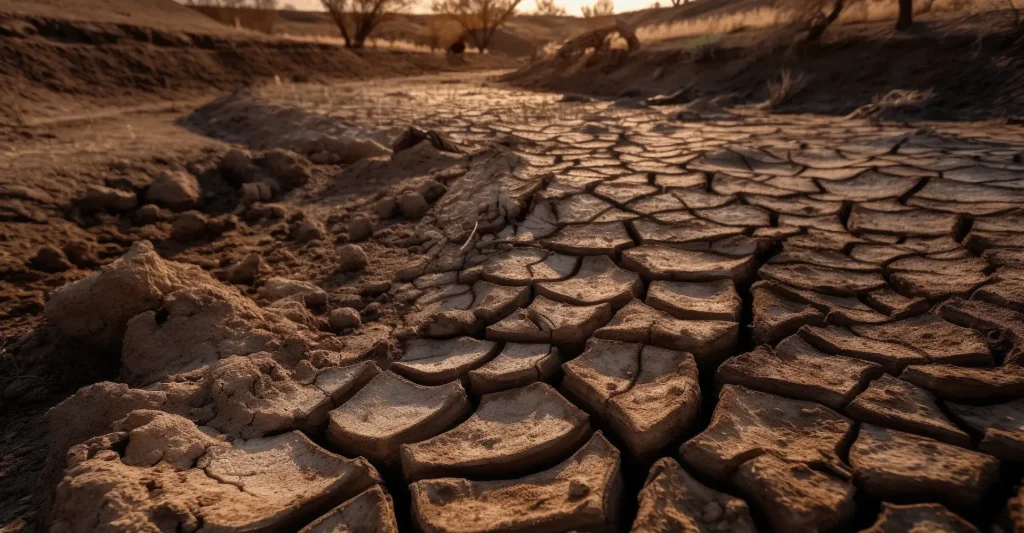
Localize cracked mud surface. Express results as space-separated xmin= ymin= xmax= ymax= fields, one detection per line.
xmin=8 ymin=74 xmax=1024 ymax=532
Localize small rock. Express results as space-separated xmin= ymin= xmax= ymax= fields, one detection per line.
xmin=329 ymin=307 xmax=362 ymax=331
xmin=81 ymin=185 xmax=137 ymax=212
xmin=205 ymin=214 xmax=237 ymax=236
xmin=398 ymin=191 xmax=430 ymax=219
xmin=146 ymin=170 xmax=200 ymax=211
xmin=134 ymin=204 xmax=169 ymax=225
xmin=219 ymin=148 xmax=255 ymax=184
xmin=241 ymin=181 xmax=275 ymax=206
xmin=257 ymin=149 xmax=312 ymax=189
xmin=294 ymin=219 xmax=325 ymax=243
xmin=339 ymin=138 xmax=392 ymax=164
xmin=339 ymin=244 xmax=368 ymax=272
xmin=309 ymin=150 xmax=341 ymax=165
xmin=29 ymin=246 xmax=72 ymax=273
xmin=62 ymin=241 xmax=98 ymax=268
xmin=248 ymin=203 xmax=288 ymax=220
xmin=347 ymin=215 xmax=374 ymax=242
xmin=375 ymin=196 xmax=398 ymax=219
xmin=226 ymin=253 xmax=264 ymax=284
xmin=171 ymin=211 xmax=208 ymax=241
xmin=361 ymin=280 xmax=391 ymax=296
xmin=417 ymin=180 xmax=447 ymax=203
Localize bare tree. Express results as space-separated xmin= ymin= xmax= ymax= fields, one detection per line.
xmin=534 ymin=0 xmax=567 ymax=15
xmin=321 ymin=0 xmax=411 ymax=48
xmin=580 ymin=0 xmax=614 ymax=17
xmin=776 ymin=0 xmax=858 ymax=41
xmin=807 ymin=0 xmax=844 ymax=40
xmin=432 ymin=0 xmax=524 ymax=52
xmin=426 ymin=17 xmax=461 ymax=51
xmin=896 ymin=0 xmax=913 ymax=29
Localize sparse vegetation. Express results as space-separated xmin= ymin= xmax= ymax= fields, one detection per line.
xmin=581 ymin=0 xmax=615 ymax=18
xmin=534 ymin=0 xmax=567 ymax=16
xmin=321 ymin=0 xmax=414 ymax=48
xmin=763 ymin=69 xmax=810 ymax=108
xmin=432 ymin=0 xmax=525 ymax=52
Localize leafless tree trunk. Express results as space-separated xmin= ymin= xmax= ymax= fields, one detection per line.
xmin=322 ymin=0 xmax=411 ymax=48
xmin=806 ymin=0 xmax=844 ymax=40
xmin=433 ymin=0 xmax=524 ymax=52
xmin=896 ymin=0 xmax=913 ymax=30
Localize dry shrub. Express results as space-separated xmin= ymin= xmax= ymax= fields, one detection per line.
xmin=432 ymin=0 xmax=525 ymax=52
xmin=635 ymin=0 xmax=978 ymax=43
xmin=581 ymin=0 xmax=615 ymax=18
xmin=763 ymin=68 xmax=810 ymax=108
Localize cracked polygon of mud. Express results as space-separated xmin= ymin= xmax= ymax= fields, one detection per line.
xmin=327 ymin=371 xmax=468 ymax=464
xmin=632 ymin=457 xmax=756 ymax=533
xmin=716 ymin=335 xmax=882 ymax=410
xmin=468 ymin=342 xmax=561 ymax=395
xmin=409 ymin=432 xmax=621 ymax=533
xmin=681 ymin=385 xmax=854 ymax=481
xmin=849 ymin=424 xmax=1000 ymax=507
xmin=846 ymin=374 xmax=971 ymax=446
xmin=859 ymin=503 xmax=980 ymax=533
xmin=298 ymin=485 xmax=399 ymax=533
xmin=850 ymin=314 xmax=992 ymax=366
xmin=945 ymin=399 xmax=1024 ymax=461
xmin=399 ymin=382 xmax=590 ymax=482
xmin=732 ymin=454 xmax=856 ymax=533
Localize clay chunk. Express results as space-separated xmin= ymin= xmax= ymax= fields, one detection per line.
xmin=327 ymin=372 xmax=469 ymax=464
xmin=851 ymin=315 xmax=992 ymax=367
xmin=468 ymin=343 xmax=561 ymax=395
xmin=717 ymin=335 xmax=882 ymax=410
xmin=563 ymin=339 xmax=701 ymax=459
xmin=799 ymin=325 xmax=928 ymax=375
xmin=631 ymin=457 xmax=756 ymax=533
xmin=409 ymin=432 xmax=621 ymax=533
xmin=680 ymin=385 xmax=854 ymax=481
xmin=50 ymin=412 xmax=381 ymax=533
xmin=846 ymin=374 xmax=969 ymax=446
xmin=946 ymin=398 xmax=1024 ymax=461
xmin=400 ymin=382 xmax=590 ymax=481
xmin=536 ymin=255 xmax=642 ymax=309
xmin=858 ymin=503 xmax=978 ymax=533
xmin=733 ymin=454 xmax=855 ymax=533
xmin=645 ymin=279 xmax=742 ymax=321
xmin=621 ymin=245 xmax=755 ymax=283
xmin=45 ymin=240 xmax=211 ymax=351
xmin=849 ymin=424 xmax=1000 ymax=506
xmin=485 ymin=296 xmax=612 ymax=345
xmin=299 ymin=486 xmax=398 ymax=533
xmin=899 ymin=364 xmax=1024 ymax=401
xmin=393 ymin=337 xmax=499 ymax=385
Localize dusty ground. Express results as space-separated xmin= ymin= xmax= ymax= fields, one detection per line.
xmin=4 ymin=63 xmax=1024 ymax=533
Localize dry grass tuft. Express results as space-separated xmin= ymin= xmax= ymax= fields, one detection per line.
xmin=635 ymin=0 xmax=987 ymax=43
xmin=763 ymin=68 xmax=810 ymax=109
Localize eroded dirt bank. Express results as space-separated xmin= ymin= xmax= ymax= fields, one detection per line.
xmin=0 ymin=11 xmax=518 ymax=126
xmin=504 ymin=11 xmax=1024 ymax=121
xmin=5 ymin=74 xmax=1024 ymax=533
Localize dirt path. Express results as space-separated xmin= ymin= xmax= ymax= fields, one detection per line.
xmin=6 ymin=73 xmax=1024 ymax=532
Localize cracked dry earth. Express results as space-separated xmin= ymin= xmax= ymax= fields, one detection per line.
xmin=30 ymin=76 xmax=1024 ymax=533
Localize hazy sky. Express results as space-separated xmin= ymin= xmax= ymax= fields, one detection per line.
xmin=282 ymin=0 xmax=654 ymax=15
